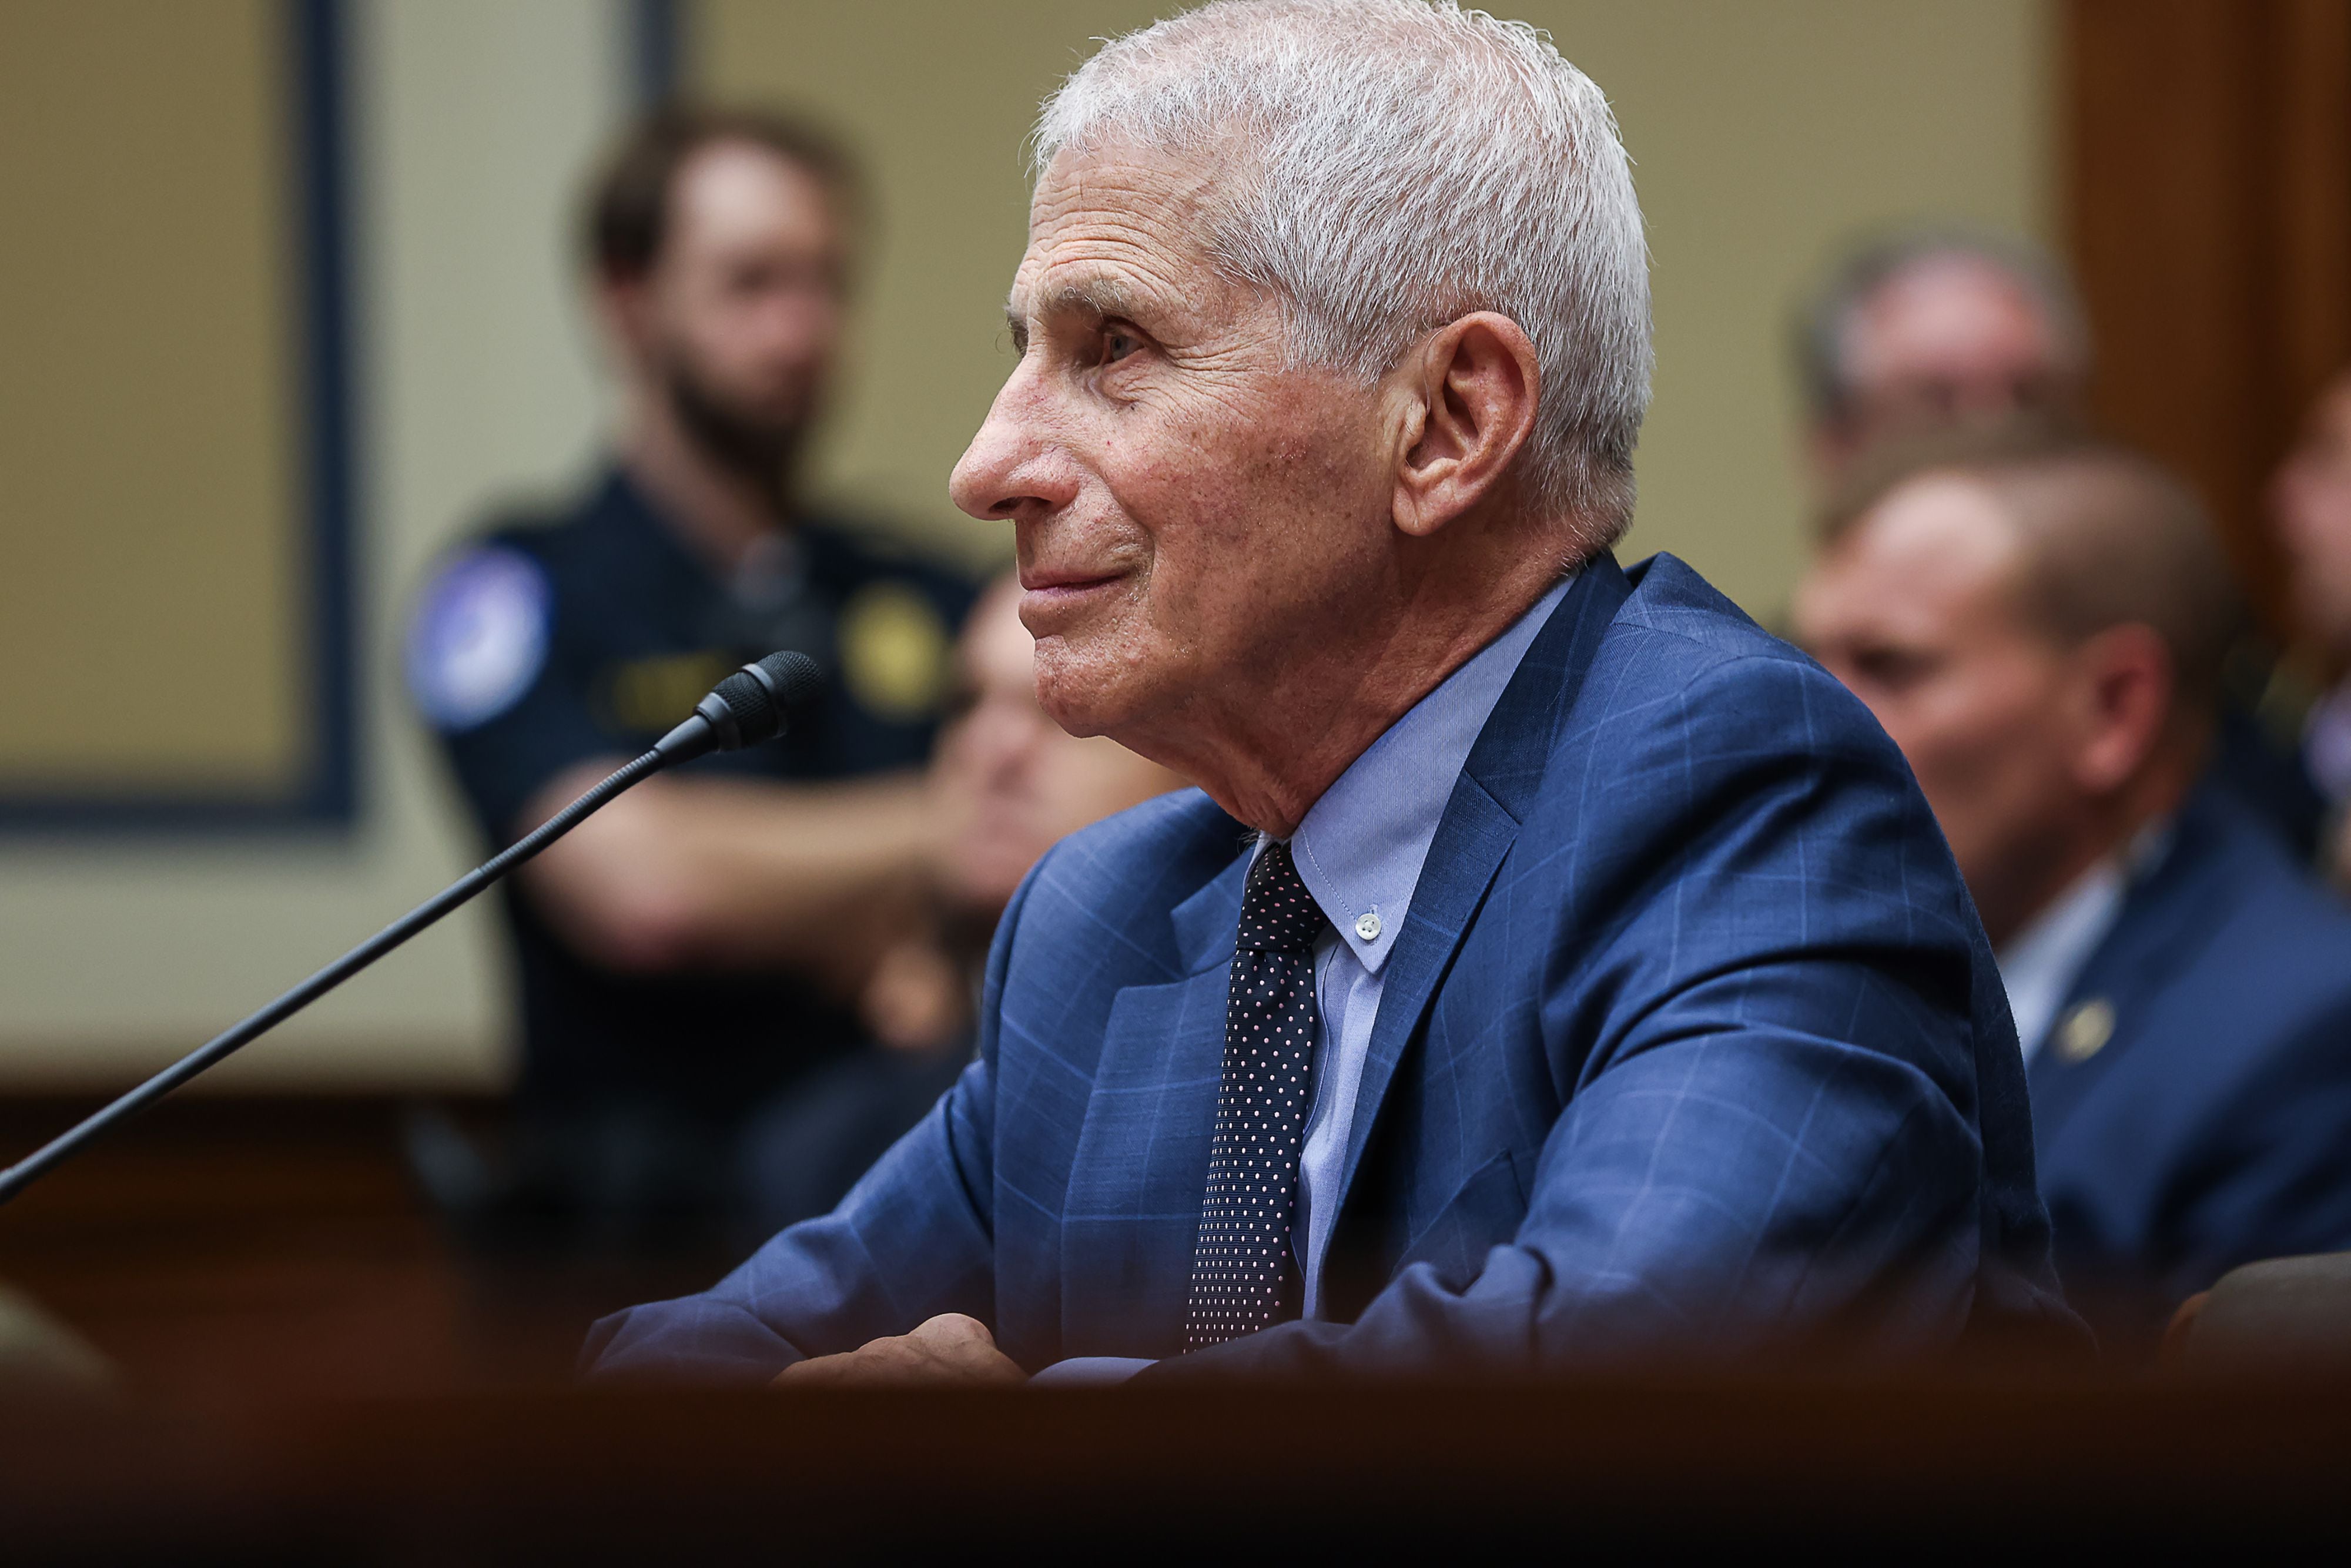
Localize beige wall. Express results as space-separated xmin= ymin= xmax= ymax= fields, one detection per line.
xmin=0 ymin=0 xmax=626 ymax=1090
xmin=694 ymin=1 xmax=1180 ymax=574
xmin=0 ymin=0 xmax=2049 ymax=1091
xmin=1562 ymin=1 xmax=2052 ymax=618
xmin=698 ymin=0 xmax=2054 ymax=616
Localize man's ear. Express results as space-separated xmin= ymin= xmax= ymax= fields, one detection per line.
xmin=1391 ymin=312 xmax=1541 ymax=538
xmin=2069 ymin=624 xmax=2175 ymax=795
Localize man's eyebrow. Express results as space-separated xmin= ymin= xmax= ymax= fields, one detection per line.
xmin=1004 ymin=276 xmax=1154 ymax=349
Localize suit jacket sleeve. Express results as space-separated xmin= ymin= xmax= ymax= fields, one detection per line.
xmin=1150 ymin=654 xmax=2000 ymax=1381
xmin=577 ymin=872 xmax=1033 ymax=1383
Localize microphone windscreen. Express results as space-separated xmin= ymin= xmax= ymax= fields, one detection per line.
xmin=703 ymin=650 xmax=825 ymax=749
xmin=709 ymin=669 xmax=773 ymax=731
xmin=754 ymin=650 xmax=824 ymax=712
xmin=664 ymin=649 xmax=825 ymax=760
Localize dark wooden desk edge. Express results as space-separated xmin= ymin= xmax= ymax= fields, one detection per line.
xmin=4 ymin=1375 xmax=2348 ymax=1557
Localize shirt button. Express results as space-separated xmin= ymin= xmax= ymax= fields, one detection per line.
xmin=1355 ymin=910 xmax=1382 ymax=942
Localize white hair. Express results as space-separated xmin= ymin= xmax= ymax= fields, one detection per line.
xmin=1033 ymin=0 xmax=1652 ymax=542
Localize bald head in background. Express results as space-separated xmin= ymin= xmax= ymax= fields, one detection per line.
xmin=1795 ymin=434 xmax=2238 ymax=944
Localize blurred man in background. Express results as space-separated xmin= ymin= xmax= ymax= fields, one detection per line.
xmin=1796 ymin=230 xmax=2326 ymax=857
xmin=406 ymin=108 xmax=973 ymax=1239
xmin=739 ymin=576 xmax=1184 ymax=1231
xmin=2269 ymin=372 xmax=2351 ymax=888
xmin=1795 ymin=429 xmax=2351 ymax=1355
xmin=1795 ymin=229 xmax=2089 ymax=492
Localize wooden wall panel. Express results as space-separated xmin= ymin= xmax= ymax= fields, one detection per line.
xmin=2065 ymin=0 xmax=2351 ymax=633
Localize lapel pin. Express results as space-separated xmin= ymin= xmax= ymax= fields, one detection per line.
xmin=2057 ymin=998 xmax=2116 ymax=1064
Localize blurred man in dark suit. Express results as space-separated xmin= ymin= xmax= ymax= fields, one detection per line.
xmin=1796 ymin=232 xmax=2326 ymax=858
xmin=1796 ymin=430 xmax=2351 ymax=1355
xmin=2270 ymin=371 xmax=2351 ymax=889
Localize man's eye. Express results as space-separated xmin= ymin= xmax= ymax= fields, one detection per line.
xmin=1101 ymin=327 xmax=1141 ymax=364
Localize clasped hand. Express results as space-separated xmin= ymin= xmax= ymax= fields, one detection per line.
xmin=769 ymin=1312 xmax=1026 ymax=1389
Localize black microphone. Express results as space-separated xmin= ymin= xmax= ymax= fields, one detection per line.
xmin=0 ymin=650 xmax=823 ymax=1208
xmin=654 ymin=649 xmax=824 ymax=763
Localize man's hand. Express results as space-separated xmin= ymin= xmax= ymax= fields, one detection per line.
xmin=769 ymin=1314 xmax=1026 ymax=1389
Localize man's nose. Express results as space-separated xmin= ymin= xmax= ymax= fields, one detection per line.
xmin=950 ymin=367 xmax=1077 ymax=524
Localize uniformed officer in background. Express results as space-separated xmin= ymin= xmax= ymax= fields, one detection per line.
xmin=405 ymin=107 xmax=974 ymax=1242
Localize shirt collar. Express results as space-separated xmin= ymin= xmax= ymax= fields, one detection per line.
xmin=1285 ymin=575 xmax=1574 ymax=975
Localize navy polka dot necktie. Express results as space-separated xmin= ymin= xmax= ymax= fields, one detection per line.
xmin=1183 ymin=838 xmax=1329 ymax=1352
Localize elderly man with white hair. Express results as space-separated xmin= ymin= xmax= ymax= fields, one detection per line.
xmin=587 ymin=0 xmax=2077 ymax=1385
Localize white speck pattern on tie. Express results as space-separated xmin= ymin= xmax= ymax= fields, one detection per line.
xmin=1183 ymin=839 xmax=1328 ymax=1352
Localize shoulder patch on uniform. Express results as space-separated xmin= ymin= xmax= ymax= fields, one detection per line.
xmin=839 ymin=580 xmax=952 ymax=723
xmin=406 ymin=547 xmax=552 ymax=732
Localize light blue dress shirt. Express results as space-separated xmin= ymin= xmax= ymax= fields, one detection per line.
xmin=1994 ymin=859 xmax=2126 ymax=1066
xmin=1286 ymin=573 xmax=1572 ymax=1315
xmin=1026 ymin=575 xmax=1572 ymax=1385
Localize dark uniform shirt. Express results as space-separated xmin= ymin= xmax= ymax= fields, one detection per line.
xmin=407 ymin=468 xmax=973 ymax=1140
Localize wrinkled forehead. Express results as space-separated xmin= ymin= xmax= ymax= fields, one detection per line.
xmin=1009 ymin=143 xmax=1246 ymax=320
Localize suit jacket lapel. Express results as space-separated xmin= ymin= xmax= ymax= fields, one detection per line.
xmin=1332 ymin=557 xmax=1636 ymax=1212
xmin=2024 ymin=794 xmax=2235 ymax=1146
xmin=1054 ymin=850 xmax=1248 ymax=1359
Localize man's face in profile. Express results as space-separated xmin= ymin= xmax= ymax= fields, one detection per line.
xmin=949 ymin=144 xmax=1394 ymax=748
xmin=1793 ymin=477 xmax=2087 ymax=932
xmin=625 ymin=140 xmax=848 ymax=473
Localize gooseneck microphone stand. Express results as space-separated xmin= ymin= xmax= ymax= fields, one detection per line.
xmin=0 ymin=651 xmax=820 ymax=1209
xmin=0 ymin=752 xmax=661 ymax=1207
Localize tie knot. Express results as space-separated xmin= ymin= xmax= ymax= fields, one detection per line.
xmin=1236 ymin=839 xmax=1327 ymax=952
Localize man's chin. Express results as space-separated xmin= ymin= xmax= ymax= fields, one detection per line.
xmin=1031 ymin=642 xmax=1141 ymax=743
xmin=1033 ymin=684 xmax=1116 ymax=742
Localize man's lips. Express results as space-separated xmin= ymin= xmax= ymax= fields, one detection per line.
xmin=1018 ymin=568 xmax=1126 ymax=600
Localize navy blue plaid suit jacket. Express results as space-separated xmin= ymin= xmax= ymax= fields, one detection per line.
xmin=585 ymin=554 xmax=2078 ymax=1380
